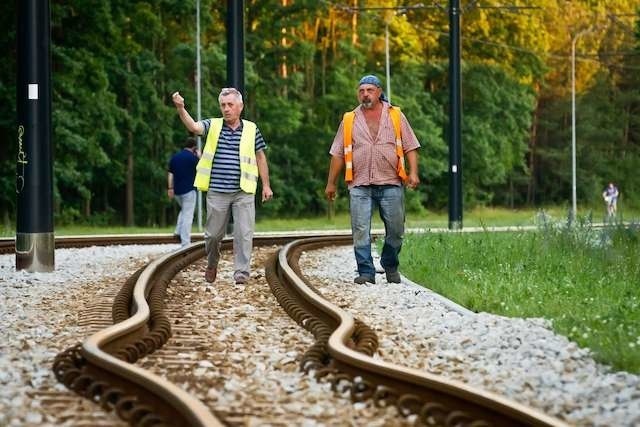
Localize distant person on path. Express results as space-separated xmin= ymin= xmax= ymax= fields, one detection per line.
xmin=167 ymin=137 xmax=200 ymax=247
xmin=172 ymin=87 xmax=273 ymax=285
xmin=602 ymin=182 xmax=620 ymax=217
xmin=324 ymin=74 xmax=420 ymax=285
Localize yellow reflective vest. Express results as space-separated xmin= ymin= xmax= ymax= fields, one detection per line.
xmin=193 ymin=118 xmax=259 ymax=194
xmin=342 ymin=106 xmax=408 ymax=183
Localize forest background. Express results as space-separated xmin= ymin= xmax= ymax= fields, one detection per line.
xmin=0 ymin=0 xmax=639 ymax=228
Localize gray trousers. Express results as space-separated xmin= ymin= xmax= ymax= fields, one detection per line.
xmin=204 ymin=191 xmax=255 ymax=275
xmin=174 ymin=190 xmax=196 ymax=247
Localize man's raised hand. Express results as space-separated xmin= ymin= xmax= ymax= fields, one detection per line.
xmin=172 ymin=91 xmax=185 ymax=109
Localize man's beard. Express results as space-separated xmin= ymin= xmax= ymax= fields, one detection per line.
xmin=361 ymin=100 xmax=373 ymax=109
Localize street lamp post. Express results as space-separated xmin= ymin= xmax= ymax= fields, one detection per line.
xmin=196 ymin=0 xmax=202 ymax=230
xmin=383 ymin=10 xmax=393 ymax=103
xmin=16 ymin=0 xmax=55 ymax=272
xmin=385 ymin=21 xmax=391 ymax=102
xmin=570 ymin=29 xmax=591 ymax=223
xmin=448 ymin=0 xmax=463 ymax=230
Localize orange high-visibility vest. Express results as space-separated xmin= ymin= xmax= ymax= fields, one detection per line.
xmin=343 ymin=106 xmax=408 ymax=183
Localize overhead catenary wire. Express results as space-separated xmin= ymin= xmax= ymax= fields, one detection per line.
xmin=318 ymin=1 xmax=640 ymax=71
xmin=409 ymin=25 xmax=640 ymax=70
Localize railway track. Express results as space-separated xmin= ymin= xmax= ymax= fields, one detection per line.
xmin=266 ymin=237 xmax=566 ymax=427
xmin=0 ymin=231 xmax=348 ymax=255
xmin=1 ymin=221 xmax=626 ymax=256
xmin=40 ymin=234 xmax=568 ymax=426
xmin=0 ymin=234 xmax=193 ymax=255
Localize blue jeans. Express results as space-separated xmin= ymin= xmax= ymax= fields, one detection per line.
xmin=349 ymin=185 xmax=405 ymax=278
xmin=174 ymin=190 xmax=196 ymax=246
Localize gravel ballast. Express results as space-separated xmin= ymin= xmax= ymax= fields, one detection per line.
xmin=1 ymin=242 xmax=638 ymax=426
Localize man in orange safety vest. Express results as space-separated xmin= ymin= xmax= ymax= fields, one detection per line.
xmin=325 ymin=75 xmax=420 ymax=285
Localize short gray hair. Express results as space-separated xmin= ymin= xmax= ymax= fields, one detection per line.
xmin=218 ymin=87 xmax=243 ymax=104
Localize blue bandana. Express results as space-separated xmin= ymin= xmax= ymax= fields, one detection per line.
xmin=358 ymin=74 xmax=388 ymax=103
xmin=359 ymin=74 xmax=382 ymax=87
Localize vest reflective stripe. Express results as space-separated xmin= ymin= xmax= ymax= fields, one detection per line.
xmin=239 ymin=154 xmax=257 ymax=166
xmin=389 ymin=107 xmax=408 ymax=182
xmin=193 ymin=118 xmax=259 ymax=194
xmin=194 ymin=119 xmax=223 ymax=191
xmin=238 ymin=122 xmax=259 ymax=194
xmin=342 ymin=106 xmax=407 ymax=183
xmin=343 ymin=111 xmax=355 ymax=182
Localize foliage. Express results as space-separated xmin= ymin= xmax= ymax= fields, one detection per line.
xmin=0 ymin=1 xmax=17 ymax=224
xmin=0 ymin=0 xmax=638 ymax=226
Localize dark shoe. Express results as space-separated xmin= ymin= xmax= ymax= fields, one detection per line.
xmin=205 ymin=267 xmax=217 ymax=283
xmin=385 ymin=270 xmax=401 ymax=283
xmin=354 ymin=275 xmax=375 ymax=284
xmin=234 ymin=272 xmax=249 ymax=284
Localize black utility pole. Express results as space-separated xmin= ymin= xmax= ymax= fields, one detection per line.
xmin=16 ymin=0 xmax=55 ymax=271
xmin=337 ymin=2 xmax=534 ymax=230
xmin=225 ymin=0 xmax=244 ymax=234
xmin=226 ymin=0 xmax=245 ymax=97
xmin=448 ymin=0 xmax=463 ymax=230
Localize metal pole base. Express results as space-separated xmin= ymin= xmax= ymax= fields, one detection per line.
xmin=16 ymin=232 xmax=55 ymax=272
xmin=448 ymin=220 xmax=463 ymax=231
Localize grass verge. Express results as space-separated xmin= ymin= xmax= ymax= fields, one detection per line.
xmin=399 ymin=220 xmax=640 ymax=374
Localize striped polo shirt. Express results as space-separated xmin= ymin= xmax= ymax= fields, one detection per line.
xmin=201 ymin=119 xmax=267 ymax=193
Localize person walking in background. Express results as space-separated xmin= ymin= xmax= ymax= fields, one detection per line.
xmin=325 ymin=74 xmax=420 ymax=285
xmin=171 ymin=87 xmax=273 ymax=285
xmin=602 ymin=182 xmax=620 ymax=218
xmin=167 ymin=137 xmax=199 ymax=247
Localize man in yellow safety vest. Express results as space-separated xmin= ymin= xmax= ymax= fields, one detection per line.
xmin=172 ymin=87 xmax=273 ymax=285
xmin=325 ymin=75 xmax=420 ymax=285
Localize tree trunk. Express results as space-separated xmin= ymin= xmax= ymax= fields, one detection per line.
xmin=83 ymin=196 xmax=91 ymax=218
xmin=103 ymin=182 xmax=109 ymax=215
xmin=159 ymin=20 xmax=167 ymax=229
xmin=509 ymin=175 xmax=514 ymax=209
xmin=125 ymin=59 xmax=135 ymax=226
xmin=126 ymin=132 xmax=134 ymax=226
xmin=622 ymin=104 xmax=629 ymax=159
xmin=279 ymin=0 xmax=288 ymax=98
xmin=351 ymin=0 xmax=358 ymax=46
xmin=527 ymin=87 xmax=540 ymax=205
xmin=2 ymin=209 xmax=9 ymax=232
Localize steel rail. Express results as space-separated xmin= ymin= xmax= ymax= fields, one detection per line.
xmin=0 ymin=230 xmax=356 ymax=254
xmin=82 ymin=242 xmax=221 ymax=426
xmin=275 ymin=236 xmax=570 ymax=427
xmin=53 ymin=242 xmax=216 ymax=426
xmin=51 ymin=234 xmax=345 ymax=426
xmin=0 ymin=234 xmax=188 ymax=254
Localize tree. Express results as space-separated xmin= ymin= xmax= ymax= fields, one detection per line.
xmin=0 ymin=1 xmax=17 ymax=229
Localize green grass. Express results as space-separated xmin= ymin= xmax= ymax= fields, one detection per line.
xmin=258 ymin=205 xmax=638 ymax=231
xmin=398 ymin=221 xmax=640 ymax=374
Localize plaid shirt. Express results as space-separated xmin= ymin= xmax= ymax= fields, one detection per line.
xmin=329 ymin=102 xmax=420 ymax=188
